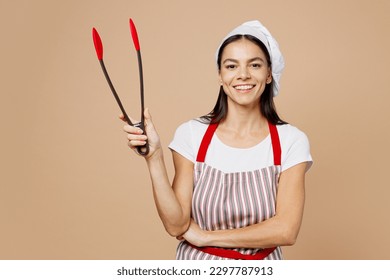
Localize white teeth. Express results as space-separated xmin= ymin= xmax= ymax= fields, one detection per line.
xmin=234 ymin=85 xmax=254 ymax=90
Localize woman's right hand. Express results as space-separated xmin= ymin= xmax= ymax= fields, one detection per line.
xmin=120 ymin=108 xmax=162 ymax=159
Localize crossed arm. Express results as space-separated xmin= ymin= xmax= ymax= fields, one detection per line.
xmin=178 ymin=160 xmax=307 ymax=248
xmin=150 ymin=149 xmax=307 ymax=249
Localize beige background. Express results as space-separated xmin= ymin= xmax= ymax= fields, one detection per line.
xmin=1 ymin=0 xmax=389 ymax=259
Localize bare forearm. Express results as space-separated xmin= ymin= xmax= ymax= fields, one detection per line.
xmin=204 ymin=215 xmax=299 ymax=249
xmin=146 ymin=151 xmax=189 ymax=236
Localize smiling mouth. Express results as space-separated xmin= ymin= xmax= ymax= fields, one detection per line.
xmin=233 ymin=84 xmax=255 ymax=91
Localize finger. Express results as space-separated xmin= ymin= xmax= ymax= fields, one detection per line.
xmin=128 ymin=141 xmax=144 ymax=153
xmin=119 ymin=113 xmax=130 ymax=123
xmin=144 ymin=108 xmax=152 ymax=120
xmin=144 ymin=108 xmax=153 ymax=123
xmin=127 ymin=133 xmax=147 ymax=146
xmin=127 ymin=141 xmax=136 ymax=150
xmin=128 ymin=139 xmax=147 ymax=148
xmin=123 ymin=124 xmax=143 ymax=134
xmin=126 ymin=133 xmax=147 ymax=142
xmin=144 ymin=108 xmax=155 ymax=130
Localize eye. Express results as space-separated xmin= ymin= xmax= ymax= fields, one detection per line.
xmin=225 ymin=64 xmax=237 ymax=70
xmin=250 ymin=63 xmax=262 ymax=68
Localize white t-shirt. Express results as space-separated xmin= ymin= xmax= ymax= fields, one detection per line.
xmin=169 ymin=119 xmax=313 ymax=173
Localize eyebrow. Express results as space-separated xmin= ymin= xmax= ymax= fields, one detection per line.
xmin=222 ymin=57 xmax=266 ymax=64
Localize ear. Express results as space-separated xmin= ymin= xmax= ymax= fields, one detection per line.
xmin=266 ymin=68 xmax=272 ymax=84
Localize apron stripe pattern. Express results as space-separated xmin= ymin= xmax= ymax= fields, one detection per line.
xmin=176 ymin=122 xmax=283 ymax=260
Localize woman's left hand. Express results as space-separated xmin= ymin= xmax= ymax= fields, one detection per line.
xmin=177 ymin=219 xmax=209 ymax=247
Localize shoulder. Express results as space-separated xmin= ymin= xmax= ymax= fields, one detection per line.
xmin=174 ymin=119 xmax=209 ymax=139
xmin=169 ymin=119 xmax=209 ymax=163
xmin=276 ymin=123 xmax=313 ymax=171
xmin=277 ymin=123 xmax=310 ymax=144
xmin=179 ymin=118 xmax=209 ymax=131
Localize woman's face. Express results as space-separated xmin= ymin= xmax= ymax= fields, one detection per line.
xmin=219 ymin=38 xmax=272 ymax=108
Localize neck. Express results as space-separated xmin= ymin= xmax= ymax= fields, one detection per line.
xmin=221 ymin=104 xmax=268 ymax=133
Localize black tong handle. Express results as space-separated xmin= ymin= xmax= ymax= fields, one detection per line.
xmin=99 ymin=60 xmax=149 ymax=156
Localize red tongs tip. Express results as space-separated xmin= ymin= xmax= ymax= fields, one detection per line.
xmin=92 ymin=27 xmax=103 ymax=60
xmin=129 ymin=18 xmax=140 ymax=51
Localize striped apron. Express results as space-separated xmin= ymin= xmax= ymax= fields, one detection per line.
xmin=176 ymin=122 xmax=283 ymax=260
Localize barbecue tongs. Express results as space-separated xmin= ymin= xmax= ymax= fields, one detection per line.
xmin=92 ymin=19 xmax=149 ymax=156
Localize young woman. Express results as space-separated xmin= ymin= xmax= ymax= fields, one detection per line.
xmin=123 ymin=20 xmax=312 ymax=260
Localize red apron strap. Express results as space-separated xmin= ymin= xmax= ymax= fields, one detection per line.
xmin=268 ymin=122 xmax=281 ymax=166
xmin=197 ymin=122 xmax=281 ymax=165
xmin=196 ymin=122 xmax=219 ymax=162
xmin=188 ymin=242 xmax=276 ymax=260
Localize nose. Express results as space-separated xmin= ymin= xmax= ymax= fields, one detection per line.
xmin=238 ymin=67 xmax=250 ymax=79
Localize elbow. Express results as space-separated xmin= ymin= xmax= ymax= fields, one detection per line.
xmin=279 ymin=224 xmax=299 ymax=246
xmin=273 ymin=214 xmax=302 ymax=246
xmin=164 ymin=221 xmax=190 ymax=238
xmin=166 ymin=228 xmax=185 ymax=238
xmin=282 ymin=232 xmax=298 ymax=246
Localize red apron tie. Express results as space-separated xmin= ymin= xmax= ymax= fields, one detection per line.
xmin=188 ymin=242 xmax=276 ymax=260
